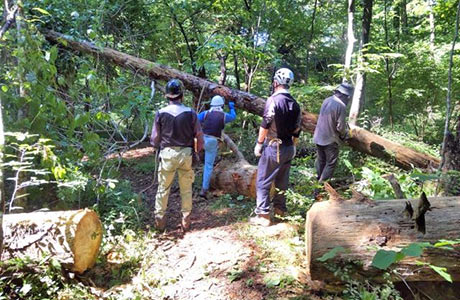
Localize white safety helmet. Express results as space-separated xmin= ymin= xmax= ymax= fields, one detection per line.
xmin=210 ymin=95 xmax=225 ymax=107
xmin=273 ymin=68 xmax=294 ymax=87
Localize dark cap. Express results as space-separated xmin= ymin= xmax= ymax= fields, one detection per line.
xmin=165 ymin=79 xmax=184 ymax=99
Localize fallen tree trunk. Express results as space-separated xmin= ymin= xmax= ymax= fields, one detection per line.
xmin=306 ymin=196 xmax=460 ymax=283
xmin=2 ymin=209 xmax=103 ymax=273
xmin=43 ymin=30 xmax=439 ymax=170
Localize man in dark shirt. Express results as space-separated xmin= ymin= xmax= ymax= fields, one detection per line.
xmin=313 ymin=82 xmax=354 ymax=183
xmin=150 ymin=79 xmax=204 ymax=232
xmin=251 ymin=68 xmax=302 ymax=226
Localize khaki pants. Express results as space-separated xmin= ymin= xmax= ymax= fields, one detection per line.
xmin=155 ymin=147 xmax=194 ymax=218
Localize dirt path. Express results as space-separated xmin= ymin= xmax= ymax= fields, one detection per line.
xmin=97 ymin=146 xmax=315 ymax=300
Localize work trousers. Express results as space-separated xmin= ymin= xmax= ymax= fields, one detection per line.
xmin=255 ymin=143 xmax=294 ymax=215
xmin=315 ymin=142 xmax=339 ymax=182
xmin=202 ymin=135 xmax=219 ymax=191
xmin=155 ymin=147 xmax=194 ymax=219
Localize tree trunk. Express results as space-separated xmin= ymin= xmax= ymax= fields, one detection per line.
xmin=349 ymin=0 xmax=373 ymax=125
xmin=343 ymin=0 xmax=356 ymax=81
xmin=429 ymin=0 xmax=436 ymax=52
xmin=2 ymin=209 xmax=103 ymax=273
xmin=43 ymin=30 xmax=440 ymax=170
xmin=218 ymin=53 xmax=228 ymax=85
xmin=306 ymin=197 xmax=460 ymax=283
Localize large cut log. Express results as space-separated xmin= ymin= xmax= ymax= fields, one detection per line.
xmin=43 ymin=30 xmax=439 ymax=170
xmin=306 ymin=196 xmax=460 ymax=283
xmin=2 ymin=209 xmax=103 ymax=273
xmin=210 ymin=133 xmax=258 ymax=198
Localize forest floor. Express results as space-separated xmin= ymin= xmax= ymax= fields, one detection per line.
xmin=82 ymin=146 xmax=321 ymax=300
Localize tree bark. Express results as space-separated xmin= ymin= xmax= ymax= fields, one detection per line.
xmin=43 ymin=30 xmax=440 ymax=170
xmin=306 ymin=196 xmax=460 ymax=283
xmin=349 ymin=0 xmax=373 ymax=125
xmin=343 ymin=0 xmax=356 ymax=81
xmin=2 ymin=209 xmax=103 ymax=273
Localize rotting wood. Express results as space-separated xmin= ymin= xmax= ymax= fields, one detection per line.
xmin=2 ymin=209 xmax=103 ymax=273
xmin=43 ymin=30 xmax=440 ymax=170
xmin=306 ymin=196 xmax=460 ymax=283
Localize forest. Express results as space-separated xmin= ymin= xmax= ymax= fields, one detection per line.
xmin=0 ymin=0 xmax=460 ymax=299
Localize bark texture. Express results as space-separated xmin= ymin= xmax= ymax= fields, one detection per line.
xmin=2 ymin=209 xmax=103 ymax=273
xmin=306 ymin=197 xmax=460 ymax=283
xmin=43 ymin=30 xmax=439 ymax=170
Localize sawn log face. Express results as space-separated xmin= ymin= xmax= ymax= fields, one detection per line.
xmin=306 ymin=197 xmax=460 ymax=283
xmin=2 ymin=209 xmax=103 ymax=273
xmin=44 ymin=30 xmax=439 ymax=170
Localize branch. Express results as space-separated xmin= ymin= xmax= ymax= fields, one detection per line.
xmin=222 ymin=133 xmax=247 ymax=163
xmin=0 ymin=3 xmax=18 ymax=39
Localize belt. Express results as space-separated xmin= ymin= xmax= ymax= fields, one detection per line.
xmin=268 ymin=138 xmax=283 ymax=163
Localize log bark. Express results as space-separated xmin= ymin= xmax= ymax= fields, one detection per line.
xmin=306 ymin=197 xmax=460 ymax=283
xmin=2 ymin=209 xmax=103 ymax=273
xmin=43 ymin=30 xmax=440 ymax=170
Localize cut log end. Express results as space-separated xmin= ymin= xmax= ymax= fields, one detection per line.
xmin=3 ymin=209 xmax=103 ymax=273
xmin=72 ymin=210 xmax=103 ymax=273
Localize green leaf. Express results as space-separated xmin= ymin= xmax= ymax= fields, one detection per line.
xmin=401 ymin=243 xmax=424 ymax=257
xmin=317 ymin=246 xmax=346 ymax=262
xmin=1 ymin=85 xmax=8 ymax=92
xmin=429 ymin=265 xmax=452 ymax=283
xmin=371 ymin=250 xmax=397 ymax=270
xmin=264 ymin=276 xmax=281 ymax=288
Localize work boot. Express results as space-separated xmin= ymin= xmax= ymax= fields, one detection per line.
xmin=249 ymin=214 xmax=271 ymax=227
xmin=181 ymin=213 xmax=191 ymax=232
xmin=273 ymin=208 xmax=286 ymax=219
xmin=154 ymin=216 xmax=166 ymax=231
xmin=199 ymin=188 xmax=208 ymax=200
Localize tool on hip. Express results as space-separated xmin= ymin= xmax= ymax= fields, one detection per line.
xmin=268 ymin=138 xmax=283 ymax=163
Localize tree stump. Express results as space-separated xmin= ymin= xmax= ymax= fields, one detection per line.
xmin=2 ymin=209 xmax=103 ymax=273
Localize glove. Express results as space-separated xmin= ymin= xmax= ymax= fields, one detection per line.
xmin=254 ymin=142 xmax=263 ymax=157
xmin=228 ymin=102 xmax=235 ymax=109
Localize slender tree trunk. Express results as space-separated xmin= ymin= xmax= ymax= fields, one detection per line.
xmin=401 ymin=0 xmax=408 ymax=34
xmin=14 ymin=2 xmax=27 ymax=208
xmin=233 ymin=51 xmax=240 ymax=90
xmin=439 ymin=0 xmax=460 ymax=171
xmin=429 ymin=0 xmax=436 ymax=52
xmin=349 ymin=0 xmax=373 ymax=125
xmin=344 ymin=0 xmax=356 ymax=81
xmin=218 ymin=53 xmax=228 ymax=85
xmin=0 ymin=93 xmax=4 ymax=257
xmin=305 ymin=0 xmax=318 ymax=81
xmin=384 ymin=0 xmax=394 ymax=129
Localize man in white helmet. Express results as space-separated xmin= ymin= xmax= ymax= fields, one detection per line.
xmin=197 ymin=95 xmax=236 ymax=199
xmin=313 ymin=82 xmax=354 ymax=183
xmin=251 ymin=68 xmax=302 ymax=226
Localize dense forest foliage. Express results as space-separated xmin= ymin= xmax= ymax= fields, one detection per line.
xmin=0 ymin=0 xmax=459 ymax=299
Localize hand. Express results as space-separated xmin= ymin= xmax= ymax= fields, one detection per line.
xmin=228 ymin=102 xmax=235 ymax=109
xmin=254 ymin=143 xmax=263 ymax=157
